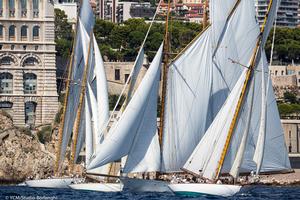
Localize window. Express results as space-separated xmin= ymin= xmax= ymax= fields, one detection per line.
xmin=33 ymin=26 xmax=39 ymax=41
xmin=9 ymin=25 xmax=15 ymax=41
xmin=23 ymin=57 xmax=39 ymax=66
xmin=23 ymin=73 xmax=37 ymax=94
xmin=0 ymin=25 xmax=3 ymax=40
xmin=25 ymin=101 xmax=36 ymax=126
xmin=0 ymin=72 xmax=13 ymax=94
xmin=20 ymin=0 xmax=27 ymax=17
xmin=124 ymin=74 xmax=130 ymax=83
xmin=275 ymin=70 xmax=278 ymax=76
xmin=281 ymin=71 xmax=284 ymax=75
xmin=115 ymin=69 xmax=120 ymax=81
xmin=33 ymin=0 xmax=39 ymax=17
xmin=0 ymin=101 xmax=13 ymax=109
xmin=1 ymin=57 xmax=13 ymax=65
xmin=21 ymin=26 xmax=27 ymax=41
xmin=9 ymin=0 xmax=15 ymax=17
xmin=0 ymin=0 xmax=3 ymax=17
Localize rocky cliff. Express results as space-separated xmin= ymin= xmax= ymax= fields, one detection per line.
xmin=0 ymin=111 xmax=56 ymax=183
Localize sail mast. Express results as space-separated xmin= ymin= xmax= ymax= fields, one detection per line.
xmin=214 ymin=0 xmax=275 ymax=180
xmin=202 ymin=0 xmax=208 ymax=28
xmin=69 ymin=31 xmax=94 ymax=172
xmin=159 ymin=0 xmax=171 ymax=147
xmin=54 ymin=1 xmax=82 ymax=176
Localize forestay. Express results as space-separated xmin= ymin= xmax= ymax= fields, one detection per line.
xmin=88 ymin=44 xmax=164 ymax=171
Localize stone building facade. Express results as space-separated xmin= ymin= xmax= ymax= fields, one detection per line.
xmin=281 ymin=119 xmax=300 ymax=154
xmin=0 ymin=0 xmax=58 ymax=127
xmin=104 ymin=61 xmax=148 ymax=95
xmin=270 ymin=64 xmax=300 ymax=99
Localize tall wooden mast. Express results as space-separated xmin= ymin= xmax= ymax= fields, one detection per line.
xmin=69 ymin=32 xmax=94 ymax=172
xmin=159 ymin=0 xmax=171 ymax=148
xmin=214 ymin=0 xmax=275 ymax=180
xmin=202 ymin=0 xmax=208 ymax=29
xmin=54 ymin=1 xmax=82 ymax=176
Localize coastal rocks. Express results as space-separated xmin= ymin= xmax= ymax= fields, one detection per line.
xmin=0 ymin=112 xmax=54 ymax=183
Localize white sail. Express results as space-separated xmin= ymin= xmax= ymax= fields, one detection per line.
xmin=183 ymin=69 xmax=248 ymax=179
xmin=58 ymin=9 xmax=95 ymax=167
xmin=87 ymin=44 xmax=164 ymax=170
xmin=229 ymin=78 xmax=255 ymax=179
xmin=123 ymin=130 xmax=160 ymax=173
xmin=162 ymin=0 xmax=260 ymax=172
xmin=84 ymin=93 xmax=93 ymax=166
xmin=253 ymin=47 xmax=267 ymax=174
xmin=92 ymin=35 xmax=110 ymax=147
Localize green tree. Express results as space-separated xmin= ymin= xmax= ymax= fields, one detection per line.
xmin=284 ymin=91 xmax=298 ymax=104
xmin=54 ymin=9 xmax=73 ymax=59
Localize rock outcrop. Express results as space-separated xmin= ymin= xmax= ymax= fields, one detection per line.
xmin=0 ymin=111 xmax=55 ymax=183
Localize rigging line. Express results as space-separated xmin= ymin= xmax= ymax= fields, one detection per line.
xmin=95 ymin=0 xmax=164 ymax=142
xmin=266 ymin=2 xmax=279 ymax=102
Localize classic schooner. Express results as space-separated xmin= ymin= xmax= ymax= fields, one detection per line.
xmin=25 ymin=0 xmax=110 ymax=189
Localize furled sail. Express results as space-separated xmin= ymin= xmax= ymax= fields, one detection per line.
xmin=161 ymin=0 xmax=260 ymax=172
xmin=88 ymin=44 xmax=164 ymax=171
xmin=57 ymin=0 xmax=95 ymax=169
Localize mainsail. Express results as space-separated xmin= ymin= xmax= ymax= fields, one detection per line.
xmin=88 ymin=44 xmax=164 ymax=171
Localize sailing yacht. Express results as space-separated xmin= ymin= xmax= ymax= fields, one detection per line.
xmin=168 ymin=0 xmax=291 ymax=197
xmin=25 ymin=0 xmax=105 ymax=189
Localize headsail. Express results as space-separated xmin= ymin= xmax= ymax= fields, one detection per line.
xmin=88 ymin=44 xmax=164 ymax=170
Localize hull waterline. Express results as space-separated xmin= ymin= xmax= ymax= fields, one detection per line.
xmin=168 ymin=183 xmax=242 ymax=197
xmin=68 ymin=183 xmax=123 ymax=192
xmin=25 ymin=178 xmax=84 ymax=189
xmin=121 ymin=177 xmax=171 ymax=192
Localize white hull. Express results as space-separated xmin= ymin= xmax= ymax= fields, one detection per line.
xmin=121 ymin=177 xmax=171 ymax=192
xmin=69 ymin=183 xmax=123 ymax=192
xmin=168 ymin=183 xmax=241 ymax=197
xmin=25 ymin=178 xmax=84 ymax=189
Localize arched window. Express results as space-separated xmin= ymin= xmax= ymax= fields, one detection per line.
xmin=9 ymin=25 xmax=15 ymax=41
xmin=23 ymin=73 xmax=37 ymax=94
xmin=9 ymin=0 xmax=15 ymax=17
xmin=21 ymin=25 xmax=27 ymax=41
xmin=0 ymin=56 xmax=14 ymax=65
xmin=0 ymin=25 xmax=3 ymax=40
xmin=0 ymin=72 xmax=13 ymax=94
xmin=20 ymin=0 xmax=27 ymax=17
xmin=33 ymin=26 xmax=39 ymax=41
xmin=23 ymin=57 xmax=39 ymax=66
xmin=32 ymin=0 xmax=39 ymax=17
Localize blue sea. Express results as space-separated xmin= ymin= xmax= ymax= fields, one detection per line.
xmin=0 ymin=185 xmax=299 ymax=200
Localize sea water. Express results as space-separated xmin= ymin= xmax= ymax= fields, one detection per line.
xmin=0 ymin=185 xmax=299 ymax=200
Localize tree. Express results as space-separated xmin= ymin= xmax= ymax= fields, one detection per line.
xmin=54 ymin=9 xmax=72 ymax=40
xmin=54 ymin=9 xmax=73 ymax=59
xmin=284 ymin=91 xmax=298 ymax=104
